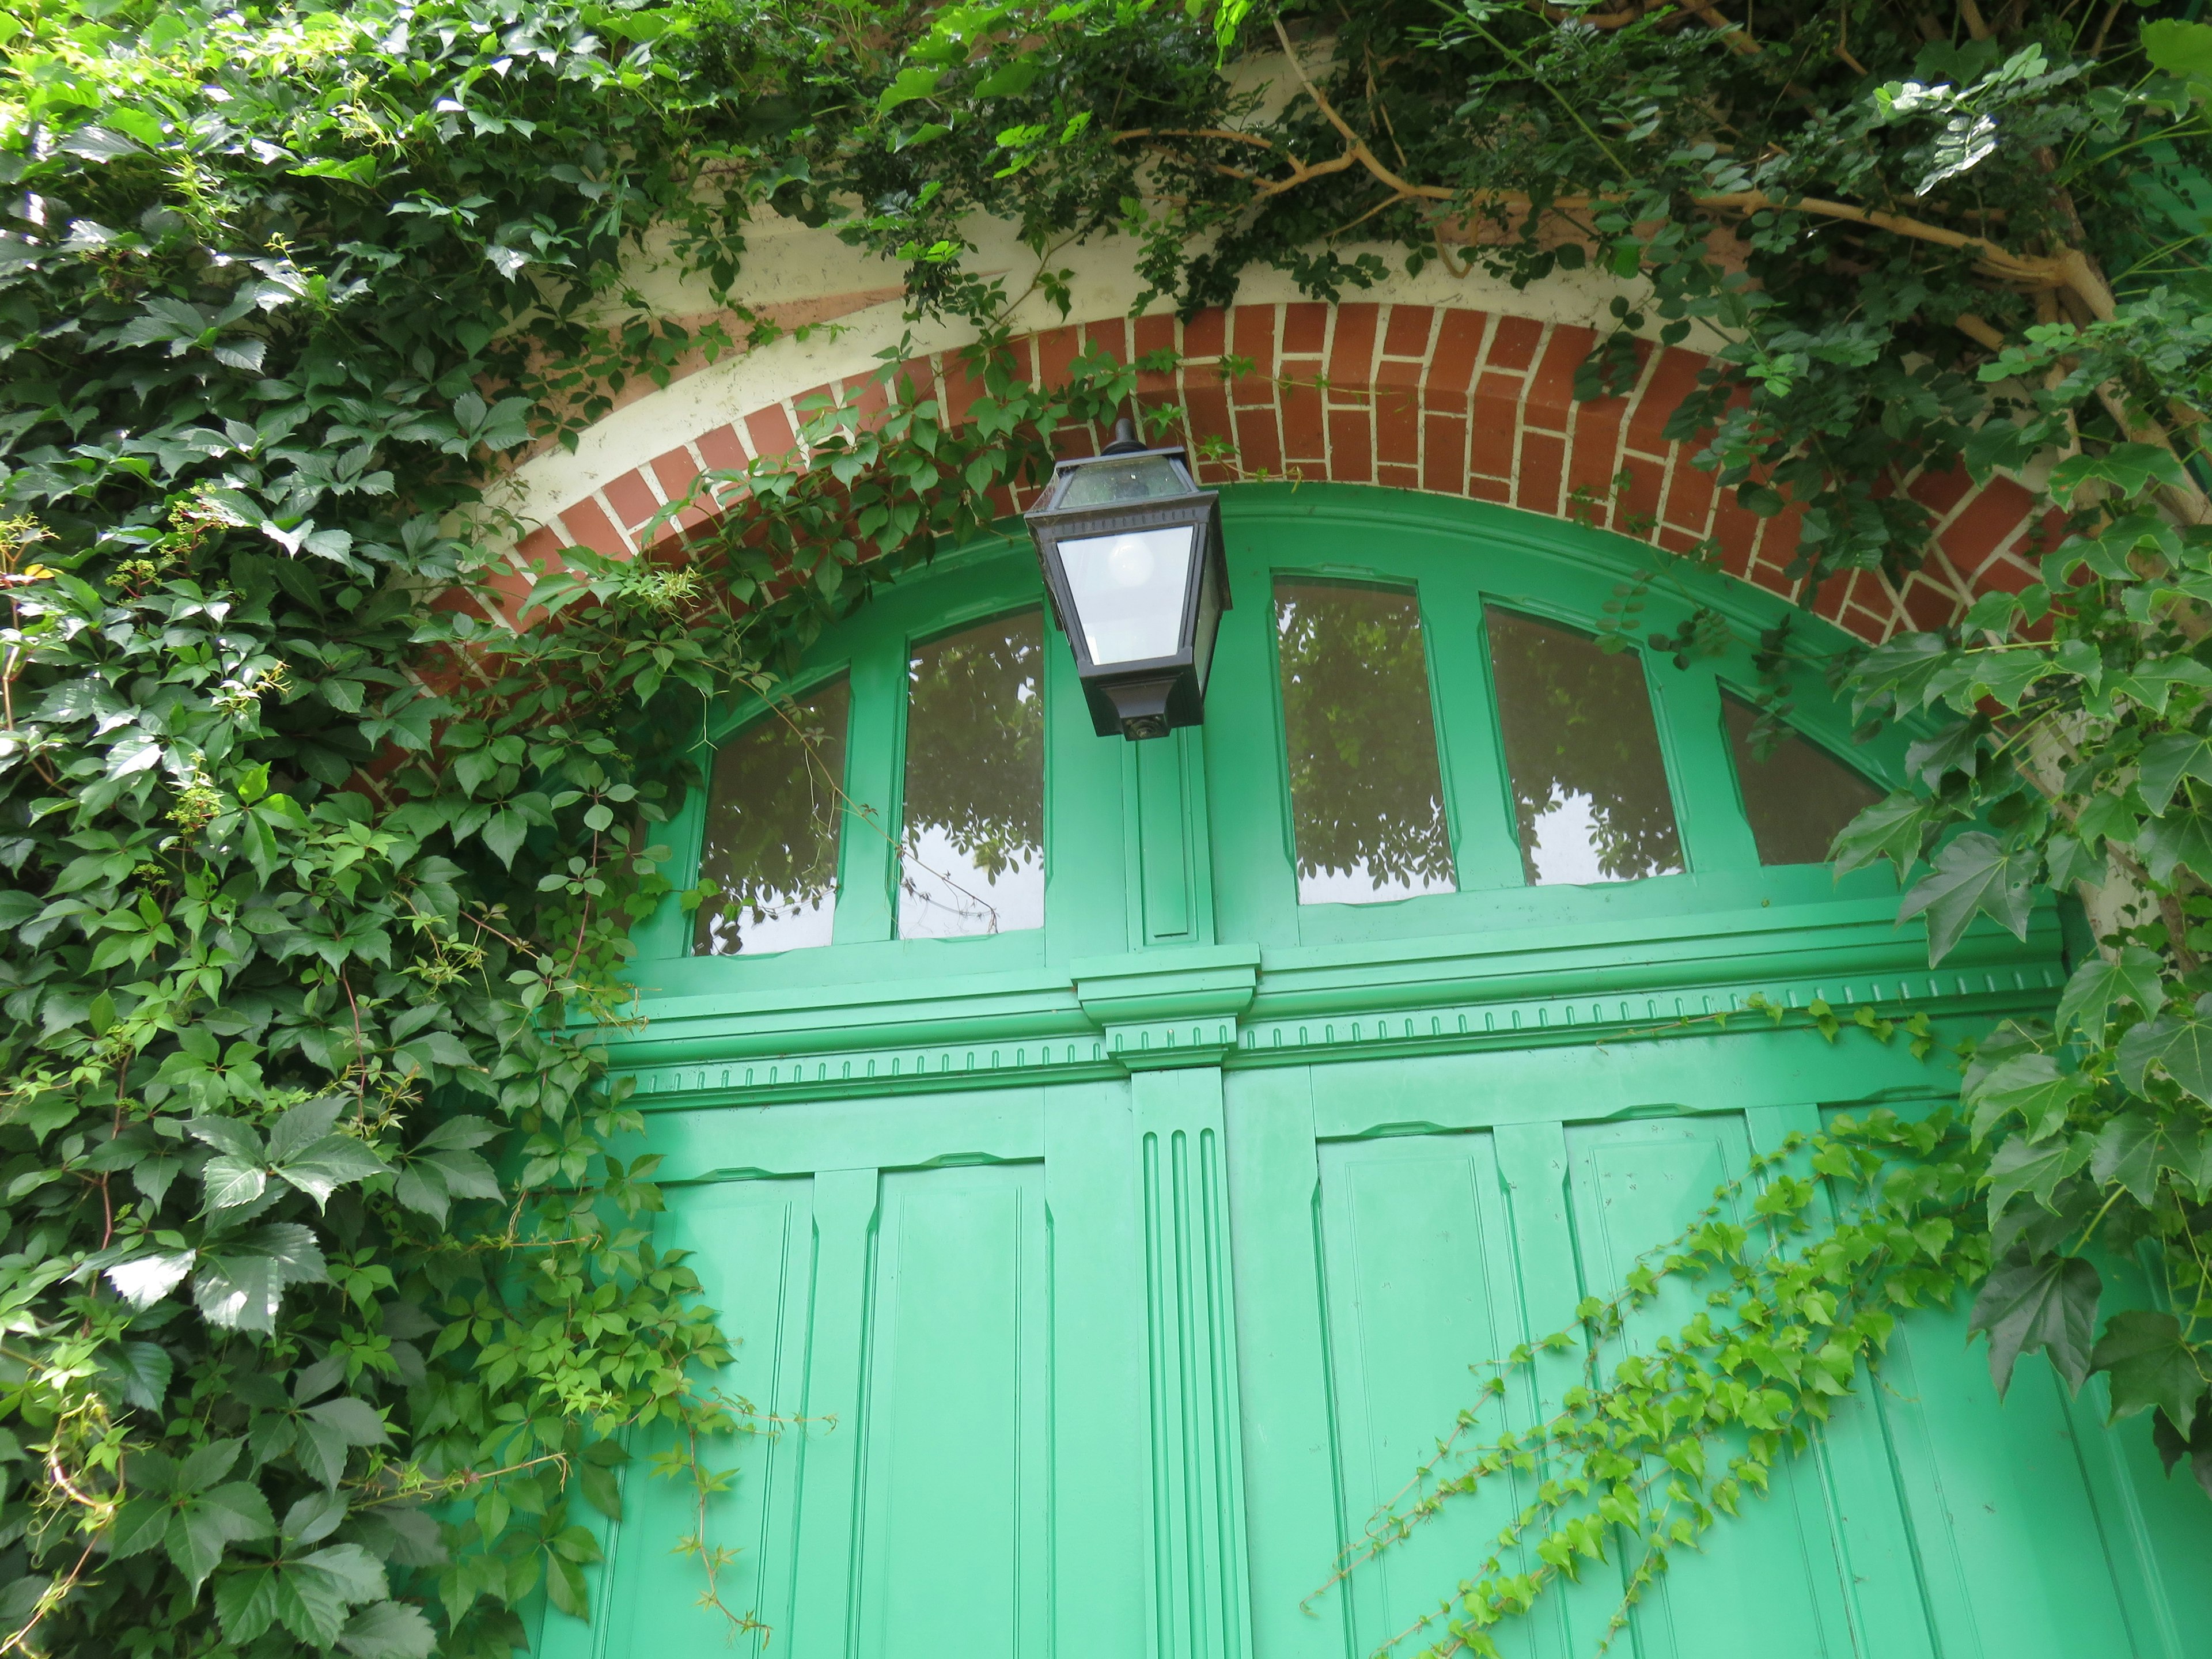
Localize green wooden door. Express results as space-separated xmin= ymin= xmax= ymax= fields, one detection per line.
xmin=541 ymin=486 xmax=2212 ymax=1659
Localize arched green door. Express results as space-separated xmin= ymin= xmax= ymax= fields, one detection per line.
xmin=543 ymin=486 xmax=2212 ymax=1659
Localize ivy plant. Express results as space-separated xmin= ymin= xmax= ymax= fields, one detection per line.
xmin=10 ymin=0 xmax=2212 ymax=1655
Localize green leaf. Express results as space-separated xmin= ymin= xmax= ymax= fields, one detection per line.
xmin=1897 ymin=831 xmax=2035 ymax=964
xmin=2049 ymin=442 xmax=2191 ymax=504
xmin=1987 ymin=1131 xmax=2092 ymax=1221
xmin=2144 ymin=18 xmax=2212 ymax=82
xmin=1830 ymin=790 xmax=1937 ymax=877
xmin=2090 ymin=1112 xmax=2168 ymax=1205
xmin=215 ymin=1566 xmax=280 ymax=1644
xmin=1968 ymin=1253 xmax=2100 ymax=1396
xmin=482 ymin=806 xmax=529 ymax=868
xmin=275 ymin=1135 xmax=392 ymax=1207
xmin=2118 ymin=1017 xmax=2212 ymax=1103
xmin=98 ymin=1340 xmax=173 ymax=1412
xmin=166 ymin=1480 xmax=276 ymax=1590
xmin=1966 ymin=1053 xmax=2086 ymax=1142
xmin=2135 ymin=809 xmax=2212 ymax=886
xmin=2092 ymin=1310 xmax=2210 ymax=1426
xmin=2056 ymin=946 xmax=2165 ymax=1041
xmin=338 ymin=1601 xmax=438 ymax=1659
xmin=2137 ymin=732 xmax=2212 ymax=816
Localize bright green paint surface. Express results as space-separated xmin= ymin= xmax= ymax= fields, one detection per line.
xmin=548 ymin=487 xmax=2212 ymax=1659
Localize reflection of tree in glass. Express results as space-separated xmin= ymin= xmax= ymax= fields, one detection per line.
xmin=902 ymin=612 xmax=1044 ymax=882
xmin=1275 ymin=582 xmax=1455 ymax=896
xmin=1485 ymin=609 xmax=1683 ymax=885
xmin=692 ymin=679 xmax=850 ymax=956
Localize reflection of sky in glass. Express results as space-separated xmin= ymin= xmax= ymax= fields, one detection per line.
xmin=1275 ymin=581 xmax=1457 ymax=907
xmin=693 ymin=680 xmax=849 ymax=957
xmin=898 ymin=612 xmax=1046 ymax=939
xmin=899 ymin=823 xmax=1044 ymax=937
xmin=1523 ymin=791 xmax=1610 ymax=885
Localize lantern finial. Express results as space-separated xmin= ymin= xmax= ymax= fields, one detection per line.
xmin=1102 ymin=412 xmax=1145 ymax=456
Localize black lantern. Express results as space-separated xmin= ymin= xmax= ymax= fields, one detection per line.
xmin=1022 ymin=418 xmax=1232 ymax=740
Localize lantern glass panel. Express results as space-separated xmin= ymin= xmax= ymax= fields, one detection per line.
xmin=1052 ymin=452 xmax=1191 ymax=510
xmin=1056 ymin=525 xmax=1195 ymax=665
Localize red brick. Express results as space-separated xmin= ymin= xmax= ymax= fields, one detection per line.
xmin=1487 ymin=315 xmax=1544 ymax=371
xmin=1328 ymin=408 xmax=1374 ymax=482
xmin=1426 ymin=310 xmax=1487 ymax=405
xmin=1566 ymin=403 xmax=1626 ymax=505
xmin=1423 ymin=414 xmax=1468 ymax=494
xmin=1233 ymin=305 xmax=1278 ymax=387
xmin=1900 ymin=575 xmax=1959 ymax=632
xmin=694 ymin=425 xmax=748 ymax=473
xmin=650 ymin=445 xmax=703 ymax=503
xmin=941 ymin=357 xmax=989 ymax=426
xmin=558 ymin=498 xmax=629 ymax=559
xmin=1383 ymin=304 xmax=1434 ymax=359
xmin=1908 ymin=463 xmax=1974 ymax=518
xmin=1617 ymin=455 xmax=1664 ymax=532
xmin=601 ymin=469 xmax=659 ymax=531
xmin=1527 ymin=325 xmax=1595 ymax=429
xmin=1036 ymin=325 xmax=1082 ymax=389
xmin=1183 ymin=306 xmax=1228 ymax=360
xmin=1283 ymin=302 xmax=1328 ymax=355
xmin=1233 ymin=404 xmax=1285 ymax=475
xmin=746 ymin=403 xmax=800 ymax=460
xmin=1810 ymin=573 xmax=1851 ymax=621
xmin=1626 ymin=349 xmax=1705 ymax=454
xmin=1971 ymin=551 xmax=2036 ymax=594
xmin=1083 ymin=317 xmax=1131 ymax=363
xmin=1661 ymin=459 xmax=1715 ymax=537
xmin=1467 ymin=476 xmax=1513 ymax=504
xmin=1469 ymin=386 xmax=1519 ymax=481
xmin=1134 ymin=312 xmax=1176 ymax=363
xmin=1376 ymin=355 xmax=1423 ymax=393
xmin=1516 ymin=431 xmax=1565 ymax=516
xmin=1185 ymin=382 xmax=1234 ymax=451
xmin=1938 ymin=479 xmax=2033 ymax=570
xmin=1329 ymin=304 xmax=1380 ymax=391
xmin=1282 ymin=382 xmax=1327 ymax=462
xmin=1377 ymin=386 xmax=1419 ymax=469
xmin=514 ymin=526 xmax=563 ymax=574
xmin=1379 ymin=464 xmax=1420 ymax=490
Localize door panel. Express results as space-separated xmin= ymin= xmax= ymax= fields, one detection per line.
xmin=1316 ymin=1134 xmax=1537 ymax=1659
xmin=853 ymin=1164 xmax=1050 ymax=1659
xmin=1565 ymin=1118 xmax=1851 ymax=1659
xmin=591 ymin=1177 xmax=816 ymax=1659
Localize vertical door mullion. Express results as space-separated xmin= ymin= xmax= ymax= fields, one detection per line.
xmin=834 ymin=626 xmax=901 ymax=945
xmin=1429 ymin=582 xmax=1528 ymax=890
xmin=1644 ymin=660 xmax=1760 ymax=873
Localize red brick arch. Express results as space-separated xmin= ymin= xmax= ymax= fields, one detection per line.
xmin=514 ymin=301 xmax=2056 ymax=645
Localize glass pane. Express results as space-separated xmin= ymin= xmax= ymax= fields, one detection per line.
xmin=899 ymin=612 xmax=1046 ymax=938
xmin=1275 ymin=581 xmax=1456 ymax=906
xmin=1057 ymin=526 xmax=1194 ymax=665
xmin=1485 ymin=609 xmax=1684 ymax=885
xmin=1724 ymin=695 xmax=1883 ymax=866
xmin=693 ymin=679 xmax=850 ymax=956
xmin=1054 ymin=452 xmax=1192 ymax=509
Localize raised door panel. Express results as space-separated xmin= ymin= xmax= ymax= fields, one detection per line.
xmin=1873 ymin=1304 xmax=2158 ymax=1658
xmin=581 ymin=1177 xmax=816 ymax=1659
xmin=1563 ymin=1118 xmax=1854 ymax=1659
xmin=1315 ymin=1133 xmax=1540 ymax=1659
xmin=852 ymin=1163 xmax=1050 ymax=1659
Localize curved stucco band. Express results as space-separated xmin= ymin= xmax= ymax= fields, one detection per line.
xmin=506 ymin=302 xmax=2056 ymax=648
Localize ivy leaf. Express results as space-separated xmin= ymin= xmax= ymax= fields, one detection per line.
xmin=2144 ymin=18 xmax=2212 ymax=84
xmin=1987 ymin=1131 xmax=2092 ymax=1222
xmin=1968 ymin=1253 xmax=2100 ymax=1396
xmin=166 ymin=1480 xmax=276 ymax=1590
xmin=2116 ymin=1016 xmax=2212 ymax=1102
xmin=192 ymin=1224 xmax=328 ymax=1333
xmin=2056 ymin=945 xmax=2165 ymax=1040
xmin=2092 ymin=1310 xmax=2210 ymax=1426
xmin=105 ymin=1250 xmax=196 ymax=1308
xmin=2090 ymin=1112 xmax=2168 ymax=1205
xmin=1897 ymin=831 xmax=2035 ymax=964
xmin=338 ymin=1601 xmax=437 ymax=1659
xmin=215 ymin=1566 xmax=281 ymax=1644
xmin=1830 ymin=790 xmax=1938 ymax=877
xmin=2135 ymin=732 xmax=2212 ymax=816
xmin=2134 ymin=809 xmax=2212 ymax=886
xmin=96 ymin=1340 xmax=173 ymax=1412
xmin=1965 ymin=1052 xmax=2086 ymax=1142
xmin=2049 ymin=442 xmax=2191 ymax=505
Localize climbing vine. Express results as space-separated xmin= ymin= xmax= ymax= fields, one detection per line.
xmin=9 ymin=0 xmax=2212 ymax=1654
